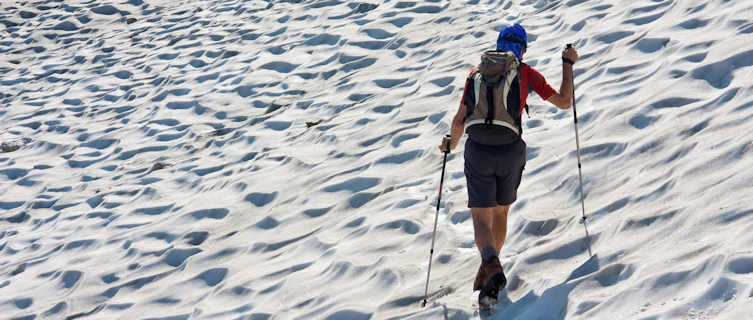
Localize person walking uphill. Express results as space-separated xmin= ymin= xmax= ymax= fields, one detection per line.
xmin=438 ymin=24 xmax=579 ymax=308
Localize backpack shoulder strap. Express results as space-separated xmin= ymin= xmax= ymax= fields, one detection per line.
xmin=517 ymin=63 xmax=532 ymax=118
xmin=463 ymin=69 xmax=482 ymax=120
xmin=472 ymin=71 xmax=482 ymax=108
xmin=501 ymin=67 xmax=518 ymax=108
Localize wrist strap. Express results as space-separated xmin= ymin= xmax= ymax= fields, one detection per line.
xmin=563 ymin=57 xmax=575 ymax=65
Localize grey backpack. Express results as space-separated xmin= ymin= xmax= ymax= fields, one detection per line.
xmin=463 ymin=50 xmax=523 ymax=146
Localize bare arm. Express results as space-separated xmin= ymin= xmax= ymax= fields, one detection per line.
xmin=439 ymin=103 xmax=466 ymax=152
xmin=547 ymin=46 xmax=579 ymax=109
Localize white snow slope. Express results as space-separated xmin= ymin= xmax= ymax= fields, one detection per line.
xmin=2 ymin=0 xmax=753 ymax=319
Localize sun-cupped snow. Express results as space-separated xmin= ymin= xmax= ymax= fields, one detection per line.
xmin=1 ymin=0 xmax=753 ymax=319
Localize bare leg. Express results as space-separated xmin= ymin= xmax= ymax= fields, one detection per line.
xmin=472 ymin=207 xmax=506 ymax=303
xmin=492 ymin=205 xmax=510 ymax=252
xmin=471 ymin=207 xmax=496 ymax=253
xmin=472 ymin=207 xmax=507 ymax=294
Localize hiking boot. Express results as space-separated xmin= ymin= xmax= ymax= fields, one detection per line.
xmin=478 ymin=256 xmax=506 ymax=308
xmin=473 ymin=262 xmax=486 ymax=291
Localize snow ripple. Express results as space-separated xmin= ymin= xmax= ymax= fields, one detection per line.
xmin=2 ymin=0 xmax=753 ymax=319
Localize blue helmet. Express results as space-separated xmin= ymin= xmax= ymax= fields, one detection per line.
xmin=496 ymin=24 xmax=528 ymax=61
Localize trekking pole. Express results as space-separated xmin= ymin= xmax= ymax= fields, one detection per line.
xmin=422 ymin=135 xmax=451 ymax=307
xmin=568 ymin=44 xmax=593 ymax=257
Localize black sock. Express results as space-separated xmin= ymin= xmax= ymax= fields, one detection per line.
xmin=481 ymin=246 xmax=498 ymax=261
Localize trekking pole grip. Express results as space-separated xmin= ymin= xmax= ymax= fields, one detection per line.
xmin=563 ymin=43 xmax=575 ymax=65
xmin=443 ymin=135 xmax=451 ymax=154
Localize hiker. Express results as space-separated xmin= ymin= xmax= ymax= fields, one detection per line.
xmin=438 ymin=23 xmax=578 ymax=306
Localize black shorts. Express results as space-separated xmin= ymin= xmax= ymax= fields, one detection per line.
xmin=464 ymin=138 xmax=526 ymax=207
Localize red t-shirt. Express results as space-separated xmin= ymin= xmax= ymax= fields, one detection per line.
xmin=460 ymin=64 xmax=556 ymax=115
